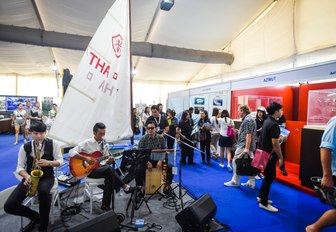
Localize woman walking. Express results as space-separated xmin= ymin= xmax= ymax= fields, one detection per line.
xmin=218 ymin=109 xmax=234 ymax=171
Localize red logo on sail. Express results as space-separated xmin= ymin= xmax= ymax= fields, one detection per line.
xmin=112 ymin=34 xmax=123 ymax=58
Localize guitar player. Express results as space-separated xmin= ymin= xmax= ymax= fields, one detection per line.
xmin=69 ymin=122 xmax=134 ymax=211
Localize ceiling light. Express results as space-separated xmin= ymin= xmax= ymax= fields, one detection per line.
xmin=51 ymin=60 xmax=58 ymax=71
xmin=160 ymin=0 xmax=174 ymax=11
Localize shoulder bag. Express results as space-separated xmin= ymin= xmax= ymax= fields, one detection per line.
xmin=235 ymin=153 xmax=259 ymax=176
xmin=251 ymin=149 xmax=272 ymax=171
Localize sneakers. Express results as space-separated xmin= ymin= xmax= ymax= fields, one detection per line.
xmin=256 ymin=197 xmax=273 ymax=204
xmin=14 ymin=142 xmax=18 ymax=145
xmin=227 ymin=165 xmax=233 ymax=172
xmin=224 ymin=180 xmax=238 ymax=187
xmin=219 ymin=163 xmax=225 ymax=168
xmin=259 ymin=203 xmax=278 ymax=212
xmin=255 ymin=175 xmax=261 ymax=180
xmin=212 ymin=153 xmax=219 ymax=160
xmin=241 ymin=181 xmax=255 ymax=189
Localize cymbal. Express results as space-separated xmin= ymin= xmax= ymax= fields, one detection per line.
xmin=151 ymin=149 xmax=180 ymax=153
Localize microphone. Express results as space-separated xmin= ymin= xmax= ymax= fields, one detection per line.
xmin=100 ymin=138 xmax=108 ymax=150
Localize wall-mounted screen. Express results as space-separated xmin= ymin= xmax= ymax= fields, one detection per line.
xmin=0 ymin=95 xmax=37 ymax=112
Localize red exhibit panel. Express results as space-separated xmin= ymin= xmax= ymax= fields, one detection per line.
xmin=298 ymin=81 xmax=336 ymax=122
xmin=231 ymin=86 xmax=294 ymax=120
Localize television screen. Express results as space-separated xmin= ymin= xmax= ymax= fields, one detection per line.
xmin=1 ymin=96 xmax=37 ymax=111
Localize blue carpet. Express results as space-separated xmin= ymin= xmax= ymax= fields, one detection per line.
xmin=0 ymin=134 xmax=335 ymax=231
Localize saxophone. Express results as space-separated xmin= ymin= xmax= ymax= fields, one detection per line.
xmin=26 ymin=142 xmax=43 ymax=197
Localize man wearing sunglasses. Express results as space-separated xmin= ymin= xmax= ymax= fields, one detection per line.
xmin=135 ymin=121 xmax=173 ymax=195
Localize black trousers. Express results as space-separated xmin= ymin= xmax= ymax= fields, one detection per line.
xmin=4 ymin=176 xmax=54 ymax=231
xmin=200 ymin=136 xmax=211 ymax=162
xmin=134 ymin=160 xmax=173 ymax=187
xmin=279 ymin=142 xmax=286 ymax=170
xmin=181 ymin=138 xmax=194 ymax=164
xmin=258 ymin=155 xmax=277 ymax=205
xmin=167 ymin=134 xmax=176 ymax=149
xmin=88 ymin=165 xmax=124 ymax=207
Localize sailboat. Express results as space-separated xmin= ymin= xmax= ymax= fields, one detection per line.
xmin=49 ymin=0 xmax=133 ymax=146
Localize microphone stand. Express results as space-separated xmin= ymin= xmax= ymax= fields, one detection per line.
xmin=163 ymin=133 xmax=198 ymax=210
xmin=107 ymin=148 xmax=116 ymax=211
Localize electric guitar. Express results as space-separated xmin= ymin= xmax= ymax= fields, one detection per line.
xmin=69 ymin=151 xmax=115 ymax=179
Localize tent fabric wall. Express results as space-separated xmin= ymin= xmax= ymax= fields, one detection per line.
xmin=192 ymin=0 xmax=336 ymax=84
xmin=0 ymin=74 xmax=61 ymax=100
xmin=132 ymin=82 xmax=187 ymax=107
xmin=229 ymin=0 xmax=295 ymax=71
xmin=295 ymin=0 xmax=336 ymax=54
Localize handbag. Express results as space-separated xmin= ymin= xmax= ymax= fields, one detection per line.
xmin=199 ymin=131 xmax=207 ymax=141
xmin=252 ymin=149 xmax=272 ymax=171
xmin=235 ymin=153 xmax=259 ymax=176
xmin=227 ymin=125 xmax=235 ymax=138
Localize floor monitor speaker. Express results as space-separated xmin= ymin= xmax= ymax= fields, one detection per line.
xmin=175 ymin=193 xmax=217 ymax=232
xmin=65 ymin=210 xmax=120 ymax=232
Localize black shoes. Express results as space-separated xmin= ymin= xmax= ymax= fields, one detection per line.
xmin=281 ymin=169 xmax=288 ymax=176
xmin=22 ymin=217 xmax=40 ymax=232
xmin=124 ymin=186 xmax=135 ymax=194
xmin=101 ymin=205 xmax=112 ymax=211
xmin=188 ymin=162 xmax=196 ymax=165
xmin=97 ymin=184 xmax=105 ymax=190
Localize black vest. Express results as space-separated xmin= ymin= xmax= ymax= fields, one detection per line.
xmin=24 ymin=138 xmax=54 ymax=177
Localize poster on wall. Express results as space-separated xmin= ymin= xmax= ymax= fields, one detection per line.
xmin=3 ymin=96 xmax=37 ymax=111
xmin=42 ymin=97 xmax=53 ymax=116
xmin=191 ymin=96 xmax=207 ymax=113
xmin=209 ymin=94 xmax=226 ymax=115
xmin=0 ymin=96 xmax=6 ymax=111
xmin=194 ymin=97 xmax=205 ymax=105
xmin=213 ymin=98 xmax=223 ymax=107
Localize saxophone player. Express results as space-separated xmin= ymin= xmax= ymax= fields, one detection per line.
xmin=4 ymin=122 xmax=64 ymax=232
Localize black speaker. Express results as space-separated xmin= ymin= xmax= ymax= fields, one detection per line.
xmin=175 ymin=193 xmax=217 ymax=232
xmin=65 ymin=210 xmax=120 ymax=232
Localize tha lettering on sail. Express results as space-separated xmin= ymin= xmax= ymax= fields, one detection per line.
xmin=87 ymin=51 xmax=119 ymax=97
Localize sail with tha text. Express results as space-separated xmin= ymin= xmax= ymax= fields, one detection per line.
xmin=49 ymin=0 xmax=132 ymax=146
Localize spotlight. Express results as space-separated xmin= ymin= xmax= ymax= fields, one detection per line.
xmin=160 ymin=0 xmax=174 ymax=11
xmin=131 ymin=67 xmax=137 ymax=77
xmin=51 ymin=60 xmax=58 ymax=72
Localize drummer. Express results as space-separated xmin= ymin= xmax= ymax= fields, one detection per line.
xmin=135 ymin=120 xmax=174 ymax=193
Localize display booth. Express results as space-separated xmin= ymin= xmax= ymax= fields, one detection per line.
xmin=168 ymin=60 xmax=336 ymax=192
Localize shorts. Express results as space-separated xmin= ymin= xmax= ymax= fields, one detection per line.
xmin=14 ymin=119 xmax=24 ymax=127
xmin=219 ymin=135 xmax=233 ymax=148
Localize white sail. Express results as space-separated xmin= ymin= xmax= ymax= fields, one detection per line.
xmin=49 ymin=0 xmax=132 ymax=146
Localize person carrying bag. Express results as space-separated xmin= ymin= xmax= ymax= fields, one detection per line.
xmin=236 ymin=151 xmax=259 ymax=176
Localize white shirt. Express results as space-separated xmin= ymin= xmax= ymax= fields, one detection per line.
xmin=69 ymin=137 xmax=109 ymax=157
xmin=14 ymin=110 xmax=26 ymax=119
xmin=210 ymin=116 xmax=220 ymax=134
xmin=218 ymin=117 xmax=234 ymax=137
xmin=16 ymin=140 xmax=64 ymax=174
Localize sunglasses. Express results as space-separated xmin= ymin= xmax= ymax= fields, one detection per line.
xmin=147 ymin=127 xmax=155 ymax=130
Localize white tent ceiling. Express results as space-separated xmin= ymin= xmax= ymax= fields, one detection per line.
xmin=0 ymin=0 xmax=273 ymax=83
